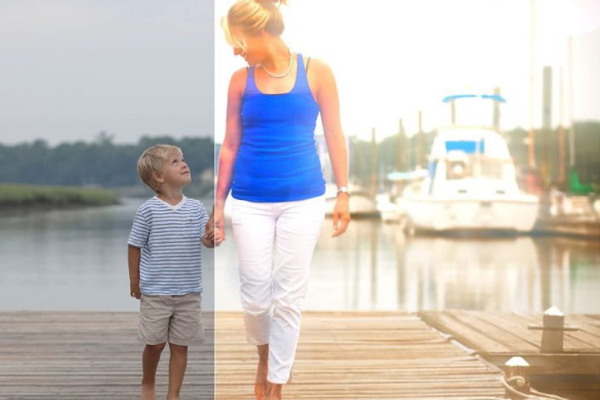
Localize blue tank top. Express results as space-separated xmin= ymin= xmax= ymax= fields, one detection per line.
xmin=231 ymin=53 xmax=326 ymax=202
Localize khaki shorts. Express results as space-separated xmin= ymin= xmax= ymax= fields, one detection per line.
xmin=138 ymin=292 xmax=205 ymax=346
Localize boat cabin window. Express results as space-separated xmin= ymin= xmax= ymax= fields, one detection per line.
xmin=446 ymin=160 xmax=470 ymax=180
xmin=444 ymin=156 xmax=506 ymax=180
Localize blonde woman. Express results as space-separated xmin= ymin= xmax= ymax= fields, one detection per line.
xmin=214 ymin=0 xmax=350 ymax=398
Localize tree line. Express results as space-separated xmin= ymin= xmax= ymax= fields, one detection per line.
xmin=357 ymin=121 xmax=600 ymax=192
xmin=0 ymin=133 xmax=214 ymax=195
xmin=1 ymin=122 xmax=598 ymax=196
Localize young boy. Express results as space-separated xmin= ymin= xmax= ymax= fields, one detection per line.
xmin=127 ymin=144 xmax=219 ymax=400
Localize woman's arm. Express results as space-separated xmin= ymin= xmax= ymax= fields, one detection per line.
xmin=312 ymin=59 xmax=351 ymax=238
xmin=214 ymin=68 xmax=246 ymax=236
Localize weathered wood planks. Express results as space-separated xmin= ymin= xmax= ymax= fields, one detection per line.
xmin=0 ymin=311 xmax=215 ymax=400
xmin=419 ymin=310 xmax=600 ymax=400
xmin=216 ymin=311 xmax=506 ymax=399
xmin=0 ymin=311 xmax=513 ymax=399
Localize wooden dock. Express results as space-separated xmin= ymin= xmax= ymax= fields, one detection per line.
xmin=420 ymin=310 xmax=600 ymax=400
xmin=216 ymin=311 xmax=507 ymax=399
xmin=0 ymin=312 xmax=215 ymax=400
xmin=0 ymin=311 xmax=511 ymax=400
xmin=534 ymin=215 xmax=600 ymax=239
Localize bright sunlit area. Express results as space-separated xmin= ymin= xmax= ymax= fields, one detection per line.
xmin=215 ymin=0 xmax=600 ymax=142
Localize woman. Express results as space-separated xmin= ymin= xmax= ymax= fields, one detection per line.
xmin=214 ymin=0 xmax=350 ymax=398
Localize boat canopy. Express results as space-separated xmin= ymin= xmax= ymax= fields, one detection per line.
xmin=444 ymin=139 xmax=485 ymax=154
xmin=442 ymin=94 xmax=506 ymax=103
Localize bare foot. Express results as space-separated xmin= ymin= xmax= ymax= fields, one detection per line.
xmin=265 ymin=382 xmax=282 ymax=400
xmin=141 ymin=383 xmax=156 ymax=400
xmin=255 ymin=361 xmax=268 ymax=400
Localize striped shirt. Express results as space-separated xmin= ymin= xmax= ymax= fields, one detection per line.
xmin=128 ymin=196 xmax=209 ymax=295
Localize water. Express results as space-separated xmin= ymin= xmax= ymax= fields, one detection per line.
xmin=1 ymin=201 xmax=598 ymax=313
xmin=0 ymin=198 xmax=214 ymax=311
xmin=218 ymin=220 xmax=600 ymax=313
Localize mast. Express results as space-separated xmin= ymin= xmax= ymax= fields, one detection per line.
xmin=559 ymin=67 xmax=565 ymax=184
xmin=568 ymin=36 xmax=575 ymax=168
xmin=528 ymin=0 xmax=537 ymax=168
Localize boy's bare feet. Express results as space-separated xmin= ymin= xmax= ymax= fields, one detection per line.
xmin=141 ymin=383 xmax=156 ymax=400
xmin=255 ymin=360 xmax=268 ymax=400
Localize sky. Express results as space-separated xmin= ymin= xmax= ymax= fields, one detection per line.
xmin=0 ymin=0 xmax=214 ymax=145
xmin=215 ymin=0 xmax=600 ymax=142
xmin=0 ymin=1 xmax=598 ymax=146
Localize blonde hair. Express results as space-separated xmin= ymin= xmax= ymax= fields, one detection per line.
xmin=137 ymin=144 xmax=182 ymax=193
xmin=222 ymin=0 xmax=288 ymax=51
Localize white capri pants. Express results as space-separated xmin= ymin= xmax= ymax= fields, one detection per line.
xmin=230 ymin=194 xmax=326 ymax=384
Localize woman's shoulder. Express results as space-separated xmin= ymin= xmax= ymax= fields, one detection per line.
xmin=302 ymin=57 xmax=334 ymax=79
xmin=302 ymin=56 xmax=329 ymax=70
xmin=230 ymin=67 xmax=249 ymax=84
xmin=228 ymin=67 xmax=249 ymax=94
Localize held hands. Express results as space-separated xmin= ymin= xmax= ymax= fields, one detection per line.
xmin=202 ymin=225 xmax=224 ymax=248
xmin=203 ymin=207 xmax=226 ymax=247
xmin=332 ymin=193 xmax=351 ymax=238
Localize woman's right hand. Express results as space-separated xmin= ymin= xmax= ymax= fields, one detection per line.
xmin=213 ymin=206 xmax=226 ymax=245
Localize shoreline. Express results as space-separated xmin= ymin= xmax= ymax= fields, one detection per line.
xmin=0 ymin=183 xmax=119 ymax=212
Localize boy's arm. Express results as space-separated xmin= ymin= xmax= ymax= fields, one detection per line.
xmin=128 ymin=245 xmax=142 ymax=299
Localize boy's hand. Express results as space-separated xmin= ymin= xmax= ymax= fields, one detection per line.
xmin=130 ymin=281 xmax=141 ymax=299
xmin=201 ymin=229 xmax=215 ymax=248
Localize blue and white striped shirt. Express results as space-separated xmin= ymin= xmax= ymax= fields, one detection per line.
xmin=128 ymin=196 xmax=209 ymax=295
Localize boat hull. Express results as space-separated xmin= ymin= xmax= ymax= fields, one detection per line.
xmin=405 ymin=196 xmax=539 ymax=233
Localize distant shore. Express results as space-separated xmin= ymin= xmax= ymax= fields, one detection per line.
xmin=0 ymin=183 xmax=118 ymax=211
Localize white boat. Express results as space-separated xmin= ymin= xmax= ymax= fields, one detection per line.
xmin=376 ymin=193 xmax=408 ymax=223
xmin=404 ymin=126 xmax=539 ymax=233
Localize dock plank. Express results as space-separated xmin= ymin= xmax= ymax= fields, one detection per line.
xmin=216 ymin=311 xmax=506 ymax=399
xmin=0 ymin=312 xmax=214 ymax=400
xmin=419 ymin=311 xmax=600 ymax=400
xmin=0 ymin=311 xmax=511 ymax=399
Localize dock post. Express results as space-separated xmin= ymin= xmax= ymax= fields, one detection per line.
xmin=504 ymin=356 xmax=531 ymax=399
xmin=541 ymin=306 xmax=564 ymax=352
xmin=528 ymin=306 xmax=579 ymax=353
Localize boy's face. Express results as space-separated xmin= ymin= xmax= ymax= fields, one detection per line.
xmin=154 ymin=150 xmax=192 ymax=189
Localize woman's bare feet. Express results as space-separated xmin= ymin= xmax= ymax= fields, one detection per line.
xmin=255 ymin=344 xmax=269 ymax=400
xmin=255 ymin=360 xmax=268 ymax=400
xmin=265 ymin=382 xmax=282 ymax=400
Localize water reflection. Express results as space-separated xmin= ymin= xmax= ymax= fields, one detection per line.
xmin=217 ymin=220 xmax=600 ymax=313
xmin=1 ymin=205 xmax=597 ymax=313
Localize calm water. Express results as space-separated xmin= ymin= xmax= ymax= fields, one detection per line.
xmin=1 ymin=199 xmax=599 ymax=313
xmin=0 ymin=198 xmax=214 ymax=311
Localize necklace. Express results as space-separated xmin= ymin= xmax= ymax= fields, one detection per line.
xmin=260 ymin=51 xmax=293 ymax=79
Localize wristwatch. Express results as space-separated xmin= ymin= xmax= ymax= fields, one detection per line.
xmin=337 ymin=186 xmax=350 ymax=197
